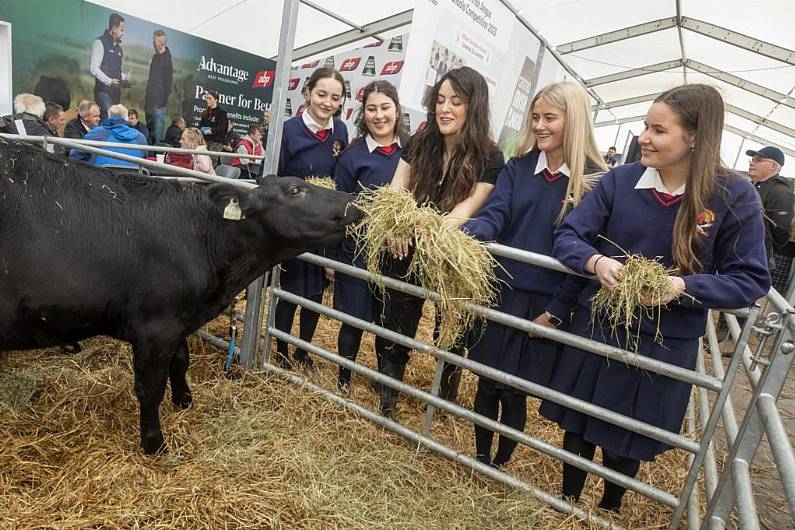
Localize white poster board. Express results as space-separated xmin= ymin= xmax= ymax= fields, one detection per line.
xmin=0 ymin=21 xmax=12 ymax=116
xmin=399 ymin=0 xmax=544 ymax=153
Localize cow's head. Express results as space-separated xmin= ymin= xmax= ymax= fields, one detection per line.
xmin=208 ymin=175 xmax=361 ymax=253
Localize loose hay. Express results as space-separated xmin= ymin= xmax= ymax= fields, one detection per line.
xmin=352 ymin=186 xmax=498 ymax=350
xmin=590 ymin=238 xmax=685 ymax=351
xmin=0 ymin=335 xmax=562 ymax=530
xmin=305 ymin=176 xmax=337 ymax=190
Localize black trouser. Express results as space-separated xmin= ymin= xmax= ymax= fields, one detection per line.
xmin=561 ymin=431 xmax=641 ymax=511
xmin=377 ymin=253 xmax=465 ymax=362
xmin=473 ymin=378 xmax=527 ymax=466
xmin=273 ymin=292 xmax=323 ymax=361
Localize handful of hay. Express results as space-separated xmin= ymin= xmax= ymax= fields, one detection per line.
xmin=306 ymin=176 xmax=337 ymax=190
xmin=590 ymin=243 xmax=684 ymax=351
xmin=352 ymin=186 xmax=498 ymax=350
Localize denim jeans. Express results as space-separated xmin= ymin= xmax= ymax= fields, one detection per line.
xmin=95 ymin=91 xmax=115 ymax=121
xmin=146 ymin=107 xmax=167 ymax=143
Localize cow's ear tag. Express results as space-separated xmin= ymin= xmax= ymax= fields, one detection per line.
xmin=223 ymin=198 xmax=244 ymax=220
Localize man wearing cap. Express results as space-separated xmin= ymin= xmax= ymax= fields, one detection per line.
xmin=748 ymin=146 xmax=793 ymax=279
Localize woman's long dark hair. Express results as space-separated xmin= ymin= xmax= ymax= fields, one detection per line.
xmin=352 ymin=80 xmax=409 ymax=146
xmin=407 ymin=67 xmax=498 ymax=212
xmin=655 ymin=84 xmax=727 ymax=275
xmin=200 ymin=90 xmax=220 ymax=121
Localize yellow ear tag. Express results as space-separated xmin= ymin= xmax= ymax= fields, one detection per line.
xmin=223 ymin=198 xmax=243 ymax=220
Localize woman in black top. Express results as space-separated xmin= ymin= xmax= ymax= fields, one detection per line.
xmin=199 ymin=90 xmax=228 ymax=162
xmin=378 ymin=66 xmax=505 ymax=417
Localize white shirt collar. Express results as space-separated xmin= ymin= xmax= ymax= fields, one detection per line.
xmin=302 ymin=110 xmax=333 ymax=134
xmin=534 ymin=150 xmax=570 ymax=178
xmin=365 ymin=134 xmax=402 ymax=153
xmin=634 ymin=166 xmax=686 ymax=195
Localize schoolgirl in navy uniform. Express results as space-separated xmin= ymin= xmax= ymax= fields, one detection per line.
xmin=330 ymin=80 xmax=409 ymax=389
xmin=273 ymin=67 xmax=349 ymax=370
xmin=540 ymin=84 xmax=770 ymax=512
xmin=463 ymin=82 xmax=607 ymax=468
xmin=378 ymin=66 xmax=506 ymax=417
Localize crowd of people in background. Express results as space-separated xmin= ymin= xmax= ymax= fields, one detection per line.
xmin=1 ymin=45 xmax=790 ymax=516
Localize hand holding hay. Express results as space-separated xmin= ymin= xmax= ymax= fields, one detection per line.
xmin=590 ymin=237 xmax=693 ymax=350
xmin=352 ymin=186 xmax=498 ymax=350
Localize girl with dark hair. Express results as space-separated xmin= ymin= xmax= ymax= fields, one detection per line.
xmin=377 ymin=66 xmax=505 ymax=417
xmin=330 ymin=80 xmax=409 ymax=389
xmin=273 ymin=67 xmax=349 ymax=370
xmin=199 ymin=90 xmax=228 ymax=159
xmin=540 ymin=84 xmax=770 ymax=512
xmin=463 ymin=81 xmax=607 ymax=469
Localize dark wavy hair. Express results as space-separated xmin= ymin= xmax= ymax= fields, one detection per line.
xmin=352 ymin=80 xmax=409 ymax=146
xmin=407 ymin=66 xmax=497 ymax=212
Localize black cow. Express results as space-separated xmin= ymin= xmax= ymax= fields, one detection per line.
xmin=0 ymin=139 xmax=360 ymax=454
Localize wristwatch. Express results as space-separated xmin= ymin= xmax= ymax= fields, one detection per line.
xmin=544 ymin=311 xmax=563 ymax=327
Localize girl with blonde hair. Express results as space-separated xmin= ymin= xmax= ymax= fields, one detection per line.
xmin=463 ymin=81 xmax=606 ymax=468
xmin=180 ymin=127 xmax=215 ymax=175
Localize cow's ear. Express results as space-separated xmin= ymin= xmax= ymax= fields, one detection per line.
xmin=207 ymin=183 xmax=255 ymax=221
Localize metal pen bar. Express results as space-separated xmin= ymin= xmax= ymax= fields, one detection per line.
xmin=698 ymin=327 xmax=721 ymax=498
xmin=758 ymin=393 xmax=795 ymax=518
xmin=257 ymin=359 xmax=624 ymax=530
xmin=0 ymin=132 xmax=261 ymax=159
xmin=271 ymin=287 xmax=699 ymax=454
xmin=667 ymin=306 xmax=758 ymax=529
xmin=261 ymin=265 xmax=283 ymax=364
xmin=685 ymin=396 xmax=702 ymax=529
xmin=704 ymin=317 xmax=759 ymax=529
xmin=269 ymin=328 xmax=680 ymax=508
xmin=239 ymin=0 xmax=300 ymax=368
xmin=698 ymin=309 xmax=792 ymax=530
xmin=299 ymin=252 xmax=723 ymax=392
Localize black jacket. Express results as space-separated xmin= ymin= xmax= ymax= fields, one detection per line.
xmin=755 ymin=174 xmax=794 ymax=260
xmin=0 ymin=112 xmax=61 ymax=153
xmin=199 ymin=106 xmax=228 ymax=144
xmin=144 ymin=47 xmax=173 ymax=110
xmin=63 ymin=117 xmax=90 ymax=140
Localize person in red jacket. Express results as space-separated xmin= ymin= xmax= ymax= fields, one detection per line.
xmin=232 ymin=124 xmax=264 ymax=180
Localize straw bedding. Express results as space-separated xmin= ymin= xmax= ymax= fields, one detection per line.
xmin=0 ymin=292 xmax=705 ymax=529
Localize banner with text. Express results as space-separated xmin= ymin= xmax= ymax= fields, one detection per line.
xmin=0 ymin=0 xmax=275 ymax=135
xmin=399 ymin=0 xmax=545 ymax=155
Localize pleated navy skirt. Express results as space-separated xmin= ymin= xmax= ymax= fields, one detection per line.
xmin=468 ymin=287 xmax=562 ymax=392
xmin=280 ymin=257 xmax=328 ymax=299
xmin=539 ymin=305 xmax=698 ymax=461
xmin=332 ymin=244 xmax=381 ymax=322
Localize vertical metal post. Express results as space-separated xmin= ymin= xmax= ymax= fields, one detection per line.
xmin=422 ymin=359 xmax=446 ymax=434
xmin=239 ymin=0 xmax=300 ymax=368
xmin=667 ymin=306 xmax=759 ymax=529
xmin=262 ymin=265 xmax=282 ymax=365
xmin=685 ymin=395 xmax=701 ymax=529
xmin=701 ymin=316 xmax=795 ymax=529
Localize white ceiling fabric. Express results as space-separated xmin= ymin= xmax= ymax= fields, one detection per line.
xmin=89 ymin=0 xmax=795 ymax=169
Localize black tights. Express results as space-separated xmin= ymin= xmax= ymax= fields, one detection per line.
xmin=274 ymin=292 xmax=323 ymax=360
xmin=337 ymin=323 xmax=364 ymax=386
xmin=561 ymin=431 xmax=641 ymax=512
xmin=473 ymin=379 xmax=527 ymax=466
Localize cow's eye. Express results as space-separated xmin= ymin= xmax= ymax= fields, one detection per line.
xmin=289 ymin=186 xmax=302 ymax=196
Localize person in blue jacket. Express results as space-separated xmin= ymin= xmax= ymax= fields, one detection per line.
xmin=272 ymin=67 xmax=349 ymax=370
xmin=540 ymin=84 xmax=771 ymax=512
xmin=69 ymin=103 xmax=146 ymax=168
xmin=330 ymin=80 xmax=409 ymax=390
xmin=463 ymin=81 xmax=607 ymax=468
xmin=378 ymin=67 xmax=505 ymax=417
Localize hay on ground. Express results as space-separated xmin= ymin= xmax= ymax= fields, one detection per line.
xmin=352 ymin=186 xmax=498 ymax=350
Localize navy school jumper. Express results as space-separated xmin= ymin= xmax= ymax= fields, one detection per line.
xmin=540 ymin=162 xmax=770 ymax=460
xmin=463 ymin=150 xmax=588 ymax=389
xmin=332 ymin=138 xmax=402 ymax=321
xmin=277 ymin=116 xmax=348 ymax=298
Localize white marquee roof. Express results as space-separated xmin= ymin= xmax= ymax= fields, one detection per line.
xmin=90 ymin=0 xmax=795 ymax=170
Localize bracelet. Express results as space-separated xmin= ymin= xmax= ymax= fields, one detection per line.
xmin=544 ymin=311 xmax=563 ymax=327
xmin=593 ymin=255 xmax=606 ymax=274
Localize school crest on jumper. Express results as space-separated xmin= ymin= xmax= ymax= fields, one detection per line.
xmin=696 ymin=209 xmax=716 ymax=237
xmin=331 ymin=140 xmax=343 ymax=158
